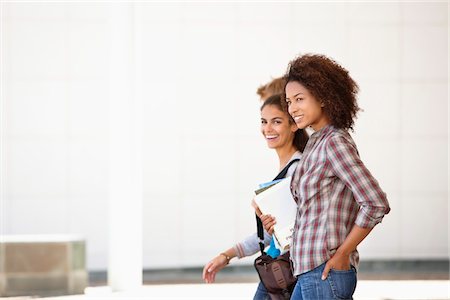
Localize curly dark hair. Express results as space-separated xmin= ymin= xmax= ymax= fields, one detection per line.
xmin=284 ymin=54 xmax=360 ymax=131
xmin=261 ymin=94 xmax=309 ymax=153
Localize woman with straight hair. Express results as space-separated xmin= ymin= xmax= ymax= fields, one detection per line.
xmin=203 ymin=90 xmax=308 ymax=299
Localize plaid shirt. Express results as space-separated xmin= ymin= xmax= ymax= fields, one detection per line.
xmin=290 ymin=125 xmax=390 ymax=276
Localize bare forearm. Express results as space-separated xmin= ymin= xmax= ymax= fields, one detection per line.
xmin=336 ymin=224 xmax=373 ymax=256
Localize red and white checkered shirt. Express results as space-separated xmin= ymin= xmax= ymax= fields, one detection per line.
xmin=290 ymin=125 xmax=390 ymax=276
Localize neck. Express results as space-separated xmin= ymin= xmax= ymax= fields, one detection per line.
xmin=311 ymin=117 xmax=331 ymax=132
xmin=275 ymin=146 xmax=297 ymax=171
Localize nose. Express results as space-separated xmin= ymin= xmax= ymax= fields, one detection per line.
xmin=262 ymin=122 xmax=272 ymax=134
xmin=288 ymin=103 xmax=297 ymax=116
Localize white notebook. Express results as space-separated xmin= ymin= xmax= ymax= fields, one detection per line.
xmin=254 ymin=176 xmax=297 ymax=251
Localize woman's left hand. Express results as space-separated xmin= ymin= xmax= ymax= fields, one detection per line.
xmin=321 ymin=251 xmax=351 ymax=280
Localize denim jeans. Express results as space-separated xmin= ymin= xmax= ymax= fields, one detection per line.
xmin=291 ymin=262 xmax=357 ymax=300
xmin=253 ymin=281 xmax=270 ymax=300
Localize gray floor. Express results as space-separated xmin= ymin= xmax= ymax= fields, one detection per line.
xmin=86 ymin=260 xmax=450 ymax=286
xmin=142 ymin=261 xmax=450 ymax=284
xmin=2 ymin=261 xmax=449 ymax=299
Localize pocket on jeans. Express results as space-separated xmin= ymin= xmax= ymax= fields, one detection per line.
xmin=327 ymin=267 xmax=357 ymax=299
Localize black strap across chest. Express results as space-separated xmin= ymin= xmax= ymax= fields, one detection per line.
xmin=256 ymin=158 xmax=299 ymax=254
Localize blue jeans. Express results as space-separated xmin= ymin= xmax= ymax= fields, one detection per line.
xmin=291 ymin=262 xmax=357 ymax=300
xmin=253 ymin=281 xmax=270 ymax=300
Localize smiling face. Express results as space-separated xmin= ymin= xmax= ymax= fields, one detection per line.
xmin=285 ymin=81 xmax=330 ymax=131
xmin=260 ymin=104 xmax=298 ymax=149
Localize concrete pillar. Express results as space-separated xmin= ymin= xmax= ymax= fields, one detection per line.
xmin=108 ymin=3 xmax=143 ymax=291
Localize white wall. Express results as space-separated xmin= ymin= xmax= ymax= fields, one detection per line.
xmin=1 ymin=2 xmax=448 ymax=271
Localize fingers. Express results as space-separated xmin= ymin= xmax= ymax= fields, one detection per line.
xmin=321 ymin=252 xmax=351 ymax=281
xmin=203 ymin=256 xmax=227 ymax=283
xmin=204 ymin=266 xmax=216 ymax=283
xmin=205 ymin=271 xmax=215 ymax=283
xmin=260 ymin=214 xmax=276 ymax=223
xmin=202 ymin=262 xmax=214 ymax=283
xmin=260 ymin=214 xmax=276 ymax=233
xmin=322 ymin=261 xmax=331 ymax=280
xmin=203 ymin=260 xmax=219 ymax=283
xmin=209 ymin=271 xmax=216 ymax=283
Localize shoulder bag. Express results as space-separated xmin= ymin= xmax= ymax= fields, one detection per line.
xmin=253 ymin=159 xmax=298 ymax=300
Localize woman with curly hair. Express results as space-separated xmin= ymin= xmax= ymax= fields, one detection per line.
xmin=263 ymin=54 xmax=391 ymax=299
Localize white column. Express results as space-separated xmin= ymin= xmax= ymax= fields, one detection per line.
xmin=108 ymin=3 xmax=143 ymax=291
xmin=0 ymin=2 xmax=5 ymax=240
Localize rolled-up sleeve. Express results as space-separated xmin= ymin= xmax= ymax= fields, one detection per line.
xmin=327 ymin=134 xmax=391 ymax=228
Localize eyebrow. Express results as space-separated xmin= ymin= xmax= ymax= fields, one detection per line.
xmin=286 ymin=92 xmax=304 ymax=101
xmin=261 ymin=117 xmax=284 ymax=121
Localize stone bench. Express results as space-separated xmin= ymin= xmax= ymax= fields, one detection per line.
xmin=0 ymin=235 xmax=88 ymax=297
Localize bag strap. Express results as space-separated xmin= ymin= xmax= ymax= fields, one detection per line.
xmin=274 ymin=158 xmax=299 ymax=181
xmin=256 ymin=158 xmax=299 ymax=254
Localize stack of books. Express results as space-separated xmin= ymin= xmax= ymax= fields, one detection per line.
xmin=254 ymin=177 xmax=297 ymax=251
